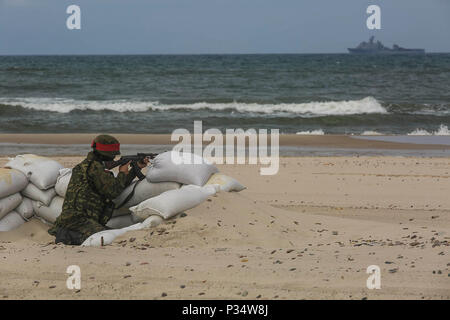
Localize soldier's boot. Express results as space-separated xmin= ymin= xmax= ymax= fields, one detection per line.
xmin=54 ymin=228 xmax=85 ymax=246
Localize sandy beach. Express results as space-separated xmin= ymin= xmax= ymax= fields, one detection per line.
xmin=0 ymin=151 xmax=449 ymax=300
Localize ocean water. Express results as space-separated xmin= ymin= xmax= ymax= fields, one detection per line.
xmin=0 ymin=54 xmax=449 ymax=135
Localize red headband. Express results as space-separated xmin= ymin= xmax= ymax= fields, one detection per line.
xmin=91 ymin=141 xmax=120 ymax=152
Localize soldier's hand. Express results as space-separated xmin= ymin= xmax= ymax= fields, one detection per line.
xmin=119 ymin=161 xmax=131 ymax=174
xmin=137 ymin=157 xmax=150 ymax=169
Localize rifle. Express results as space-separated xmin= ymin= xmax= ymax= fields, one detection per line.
xmin=104 ymin=153 xmax=158 ymax=181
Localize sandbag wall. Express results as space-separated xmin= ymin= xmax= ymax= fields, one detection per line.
xmin=0 ymin=155 xmax=63 ymax=231
xmin=54 ymin=168 xmax=184 ymax=229
xmin=0 ymin=152 xmax=246 ymax=233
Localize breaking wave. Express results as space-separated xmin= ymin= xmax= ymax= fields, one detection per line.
xmin=0 ymin=96 xmax=387 ymax=116
xmin=407 ymin=124 xmax=450 ymax=136
xmin=296 ymin=129 xmax=325 ymax=135
xmin=361 ymin=131 xmax=383 ymax=136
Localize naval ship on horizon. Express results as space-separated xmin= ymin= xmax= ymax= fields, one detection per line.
xmin=348 ymin=36 xmax=425 ymax=54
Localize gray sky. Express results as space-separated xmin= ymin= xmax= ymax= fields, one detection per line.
xmin=1 ymin=0 xmax=449 ymax=54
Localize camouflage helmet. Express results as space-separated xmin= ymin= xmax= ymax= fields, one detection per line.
xmin=91 ymin=134 xmax=121 ymax=158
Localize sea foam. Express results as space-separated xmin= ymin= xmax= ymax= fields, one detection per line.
xmin=361 ymin=131 xmax=383 ymax=136
xmin=296 ymin=129 xmax=325 ymax=135
xmin=407 ymin=125 xmax=450 ymax=136
xmin=0 ymin=96 xmax=387 ymax=116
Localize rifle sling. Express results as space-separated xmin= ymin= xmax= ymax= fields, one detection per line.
xmin=116 ymin=180 xmax=139 ymax=210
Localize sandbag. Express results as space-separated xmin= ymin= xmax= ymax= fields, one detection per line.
xmin=141 ymin=215 xmax=164 ymax=228
xmin=0 ymin=211 xmax=26 ymax=232
xmin=146 ymin=151 xmax=218 ymax=186
xmin=114 ymin=179 xmax=181 ymax=208
xmin=15 ymin=197 xmax=34 ymax=220
xmin=21 ymin=183 xmax=56 ymax=206
xmin=130 ymin=184 xmax=219 ymax=222
xmin=32 ymin=196 xmax=64 ymax=224
xmin=106 ymin=215 xmax=135 ymax=229
xmin=206 ymin=173 xmax=246 ymax=192
xmin=55 ymin=168 xmax=72 ymax=197
xmin=5 ymin=154 xmax=64 ymax=190
xmin=0 ymin=168 xmax=28 ymax=199
xmin=81 ymin=222 xmax=142 ymax=247
xmin=82 ymin=215 xmax=163 ymax=247
xmin=0 ymin=193 xmax=22 ymax=220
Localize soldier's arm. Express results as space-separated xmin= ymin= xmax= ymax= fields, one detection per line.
xmin=88 ymin=162 xmax=136 ymax=199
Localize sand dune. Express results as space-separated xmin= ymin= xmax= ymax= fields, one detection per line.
xmin=0 ymin=156 xmax=449 ymax=299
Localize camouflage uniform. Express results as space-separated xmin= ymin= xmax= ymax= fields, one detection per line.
xmin=48 ymin=151 xmax=136 ymax=245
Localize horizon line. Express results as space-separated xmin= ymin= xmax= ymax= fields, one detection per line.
xmin=1 ymin=51 xmax=448 ymax=56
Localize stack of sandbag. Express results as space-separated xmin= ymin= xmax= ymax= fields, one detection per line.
xmin=53 ymin=166 xmax=182 ymax=228
xmin=130 ymin=184 xmax=220 ymax=222
xmin=110 ymin=151 xmax=218 ymax=227
xmin=107 ymin=179 xmax=182 ymax=228
xmin=77 ymin=151 xmax=226 ymax=231
xmin=128 ymin=151 xmax=246 ymax=223
xmin=0 ymin=151 xmax=246 ymax=237
xmin=33 ymin=167 xmax=75 ymax=224
xmin=5 ymin=154 xmax=64 ymax=226
xmin=0 ymin=168 xmax=28 ymax=231
xmin=82 ymin=184 xmax=221 ymax=247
